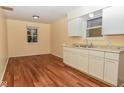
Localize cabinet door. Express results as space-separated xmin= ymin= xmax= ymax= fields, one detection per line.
xmin=63 ymin=48 xmax=89 ymax=73
xmin=89 ymin=55 xmax=104 ymax=79
xmin=63 ymin=49 xmax=77 ymax=68
xmin=68 ymin=51 xmax=77 ymax=68
xmin=68 ymin=18 xmax=83 ymax=36
xmin=76 ymin=54 xmax=89 ymax=73
xmin=102 ymin=7 xmax=124 ymax=35
xmin=68 ymin=19 xmax=76 ymax=36
xmin=63 ymin=49 xmax=74 ymax=66
xmin=63 ymin=50 xmax=71 ymax=65
xmin=104 ymin=59 xmax=118 ymax=86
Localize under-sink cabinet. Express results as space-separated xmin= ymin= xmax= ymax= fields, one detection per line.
xmin=63 ymin=47 xmax=124 ymax=86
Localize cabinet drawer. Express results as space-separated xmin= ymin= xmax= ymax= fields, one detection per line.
xmin=64 ymin=47 xmax=88 ymax=55
xmin=105 ymin=52 xmax=119 ymax=60
xmin=63 ymin=47 xmax=73 ymax=51
xmin=105 ymin=59 xmax=118 ymax=63
xmin=75 ymin=49 xmax=88 ymax=55
xmin=89 ymin=50 xmax=104 ymax=57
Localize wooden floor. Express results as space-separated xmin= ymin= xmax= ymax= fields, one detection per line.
xmin=3 ymin=54 xmax=110 ymax=87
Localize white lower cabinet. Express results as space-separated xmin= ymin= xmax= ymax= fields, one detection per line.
xmin=104 ymin=59 xmax=118 ymax=86
xmin=76 ymin=54 xmax=88 ymax=73
xmin=63 ymin=49 xmax=76 ymax=67
xmin=63 ymin=47 xmax=89 ymax=73
xmin=63 ymin=47 xmax=124 ymax=86
xmin=89 ymin=55 xmax=104 ymax=80
xmin=70 ymin=51 xmax=79 ymax=68
xmin=63 ymin=50 xmax=70 ymax=65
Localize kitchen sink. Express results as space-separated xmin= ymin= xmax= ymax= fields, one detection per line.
xmin=74 ymin=45 xmax=96 ymax=48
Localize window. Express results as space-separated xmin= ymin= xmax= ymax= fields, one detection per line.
xmin=27 ymin=26 xmax=38 ymax=43
xmin=86 ymin=10 xmax=103 ymax=38
xmin=87 ymin=17 xmax=102 ymax=37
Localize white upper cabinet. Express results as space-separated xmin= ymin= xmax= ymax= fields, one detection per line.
xmin=68 ymin=17 xmax=84 ymax=36
xmin=102 ymin=7 xmax=124 ymax=35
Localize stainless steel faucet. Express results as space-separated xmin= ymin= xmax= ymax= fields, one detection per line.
xmin=85 ymin=39 xmax=93 ymax=48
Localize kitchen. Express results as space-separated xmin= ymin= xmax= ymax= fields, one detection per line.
xmin=63 ymin=6 xmax=124 ymax=86
xmin=1 ymin=6 xmax=124 ymax=87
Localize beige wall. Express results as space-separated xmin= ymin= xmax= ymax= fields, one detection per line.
xmin=7 ymin=19 xmax=51 ymax=57
xmin=51 ymin=17 xmax=82 ymax=57
xmin=0 ymin=9 xmax=8 ymax=81
xmin=51 ymin=17 xmax=124 ymax=58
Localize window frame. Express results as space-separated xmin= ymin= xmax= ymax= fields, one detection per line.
xmin=26 ymin=26 xmax=38 ymax=43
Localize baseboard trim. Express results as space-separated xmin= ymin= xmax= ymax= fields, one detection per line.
xmin=50 ymin=54 xmax=63 ymax=62
xmin=0 ymin=57 xmax=9 ymax=85
xmin=9 ymin=53 xmax=51 ymax=58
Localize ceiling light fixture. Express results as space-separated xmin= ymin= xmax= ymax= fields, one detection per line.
xmin=33 ymin=15 xmax=39 ymax=20
xmin=89 ymin=13 xmax=94 ymax=18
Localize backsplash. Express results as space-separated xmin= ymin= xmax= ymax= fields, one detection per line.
xmin=105 ymin=35 xmax=124 ymax=46
xmin=67 ymin=35 xmax=124 ymax=47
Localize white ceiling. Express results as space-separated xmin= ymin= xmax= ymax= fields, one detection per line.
xmin=4 ymin=6 xmax=79 ymax=23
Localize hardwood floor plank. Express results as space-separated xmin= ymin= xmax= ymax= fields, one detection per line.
xmin=3 ymin=54 xmax=110 ymax=87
